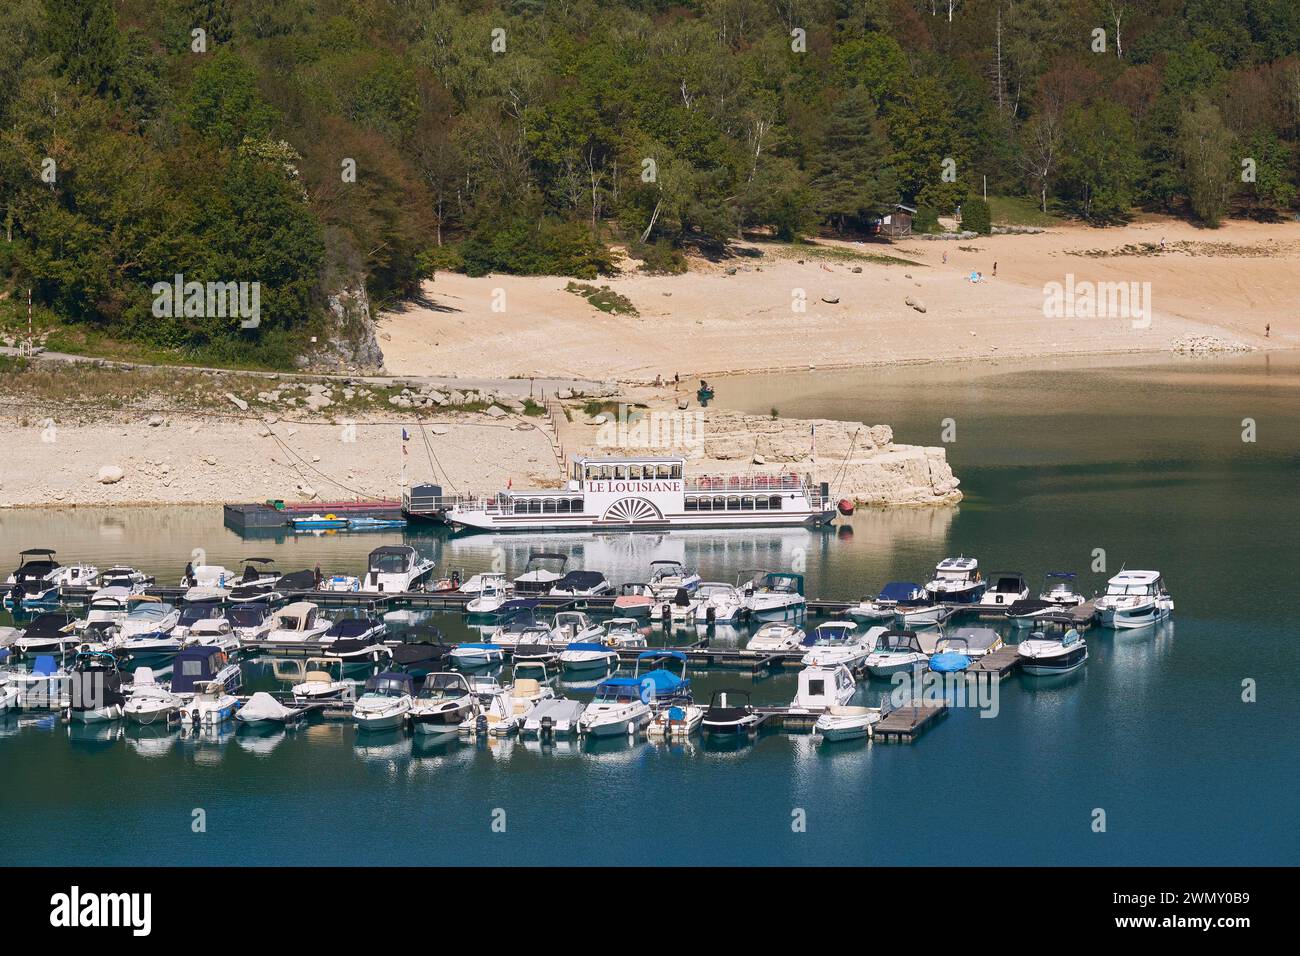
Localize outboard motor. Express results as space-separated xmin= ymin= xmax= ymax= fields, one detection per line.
xmin=540 ymin=715 xmax=554 ymax=741
xmin=190 ymin=709 xmax=200 ymax=729
xmin=475 ymin=713 xmax=488 ymax=738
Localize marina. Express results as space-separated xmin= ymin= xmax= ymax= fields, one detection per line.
xmin=2 ymin=353 xmax=1297 ymax=867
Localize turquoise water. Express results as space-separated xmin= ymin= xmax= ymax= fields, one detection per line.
xmin=1 ymin=352 xmax=1296 ymax=865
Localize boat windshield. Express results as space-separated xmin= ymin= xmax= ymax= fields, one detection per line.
xmin=179 ymin=605 xmax=219 ymax=626
xmin=370 ymin=552 xmax=413 ymax=573
xmin=227 ymin=606 xmax=267 ymax=626
xmin=596 ymin=684 xmax=639 ymax=703
xmin=1106 ymin=582 xmax=1154 ymax=596
xmin=418 ymin=677 xmax=467 ymax=700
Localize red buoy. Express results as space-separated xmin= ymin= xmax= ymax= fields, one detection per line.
xmin=837 ymin=498 xmax=855 ymax=516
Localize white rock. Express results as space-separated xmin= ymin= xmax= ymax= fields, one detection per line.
xmin=225 ymin=393 xmax=249 ymax=411
xmin=97 ymin=465 xmax=124 ymax=484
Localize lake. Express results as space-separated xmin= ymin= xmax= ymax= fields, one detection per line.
xmin=2 ymin=350 xmax=1296 ymax=865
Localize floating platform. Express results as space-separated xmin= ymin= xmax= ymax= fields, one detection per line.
xmin=223 ymin=499 xmax=405 ymax=535
xmin=872 ymin=701 xmax=947 ymax=742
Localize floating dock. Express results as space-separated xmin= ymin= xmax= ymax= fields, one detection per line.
xmin=872 ymin=701 xmax=948 ymax=741
xmin=223 ymin=499 xmax=405 ymax=535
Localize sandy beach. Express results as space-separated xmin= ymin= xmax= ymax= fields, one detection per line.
xmin=377 ymin=218 xmax=1299 ymax=380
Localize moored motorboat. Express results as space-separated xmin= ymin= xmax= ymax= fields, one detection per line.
xmin=789 ymin=663 xmax=856 ymax=711
xmin=364 ymin=546 xmax=437 ymax=593
xmin=924 ymin=556 xmax=986 ymax=605
xmin=124 ymin=667 xmax=184 ymax=725
xmin=747 ymin=622 xmax=808 ymax=653
xmin=352 ymin=672 xmax=415 ymax=731
xmin=512 ymin=553 xmax=568 ymax=596
xmin=291 ymin=658 xmax=354 ymax=702
xmin=1004 ymin=599 xmax=1059 ymax=627
xmin=13 ymin=611 xmax=80 ymax=656
xmin=613 ymin=583 xmax=655 ymax=619
xmin=800 ymin=622 xmax=883 ymax=670
xmin=738 ymin=570 xmax=807 ymax=621
xmin=100 ymin=566 xmax=155 ymax=593
xmin=258 ymin=602 xmax=332 ymax=648
xmin=1017 ymin=620 xmax=1089 ymax=676
xmin=692 ymin=582 xmax=745 ymax=624
xmin=236 ymin=692 xmax=306 ymax=726
xmin=171 ymin=645 xmax=242 ymax=696
xmin=67 ymin=648 xmax=127 ymax=723
xmin=701 ymin=689 xmax=760 ymax=735
xmin=814 ymin=705 xmax=882 ymax=741
xmin=450 ymin=643 xmax=504 ymax=669
xmin=547 ymin=610 xmax=604 ymax=645
xmin=1039 ymin=571 xmax=1086 ymax=607
xmin=648 ymin=559 xmax=701 ymax=598
xmin=521 ymin=696 xmax=586 ymax=737
xmin=603 ymin=618 xmax=649 ymax=650
xmin=464 ymin=573 xmax=512 ymax=617
xmin=549 ymin=569 xmax=614 ymax=598
xmin=978 ymin=571 xmax=1030 ymax=609
xmin=650 ymin=587 xmax=701 ymax=625
xmin=937 ymin=626 xmax=1005 ymax=659
xmin=578 ymin=677 xmax=652 ymax=737
xmin=1094 ymin=570 xmax=1173 ymax=629
xmin=182 ymin=680 xmax=239 ymax=728
xmin=559 ymin=642 xmax=618 ymax=671
xmin=863 ymin=629 xmax=929 ymax=677
xmin=409 ymin=672 xmax=477 ymax=734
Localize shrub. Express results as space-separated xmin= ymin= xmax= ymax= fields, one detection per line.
xmin=962 ymin=198 xmax=992 ymax=235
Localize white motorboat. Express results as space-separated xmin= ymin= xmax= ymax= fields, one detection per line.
xmin=701 ymin=689 xmax=760 ymax=736
xmin=978 ymin=570 xmax=1030 ymax=608
xmin=692 ymin=582 xmax=745 ymax=624
xmin=352 ymin=672 xmax=414 ymax=731
xmin=521 ymin=697 xmax=586 ymax=737
xmin=894 ymin=603 xmax=954 ymax=630
xmin=236 ymin=692 xmax=306 ymax=726
xmin=1039 ymin=571 xmax=1086 ymax=607
xmin=847 ymin=595 xmax=897 ymax=624
xmin=800 ymin=623 xmax=883 ymax=670
xmin=67 ymin=647 xmax=128 ymax=723
xmin=450 ymin=643 xmax=504 ymax=668
xmin=864 ymin=629 xmax=929 ymax=677
xmin=559 ymin=642 xmax=618 ymax=671
xmin=183 ymin=618 xmax=239 ymax=654
xmin=1004 ymin=598 xmax=1063 ymax=627
xmin=76 ymin=588 xmax=133 ymax=640
xmin=460 ymin=680 xmax=519 ymax=737
xmin=649 ymin=559 xmax=701 ymax=597
xmin=924 ymin=556 xmax=986 ymax=605
xmin=1095 ymin=570 xmax=1173 ymax=629
xmin=935 ymin=626 xmax=1004 ymax=659
xmin=225 ymin=603 xmax=274 ymax=643
xmin=612 ymin=583 xmax=655 ymax=619
xmin=171 ymin=645 xmax=242 ymax=697
xmin=789 ymin=664 xmax=856 ymax=711
xmin=815 ymin=706 xmax=882 ymax=741
xmin=124 ymin=667 xmax=184 ymax=725
xmin=549 ymin=570 xmax=614 ymax=598
xmin=458 ymin=573 xmax=512 ymax=596
xmin=364 ymin=545 xmax=436 ymax=593
xmin=113 ymin=600 xmax=182 ymax=656
xmin=228 ymin=557 xmax=282 ymax=597
xmin=578 ymin=677 xmax=652 ymax=737
xmin=738 ymin=570 xmax=807 ymax=621
xmin=172 ymin=597 xmax=226 ymax=639
xmin=464 ymin=573 xmax=511 ymax=616
xmin=181 ymin=680 xmax=239 ymax=728
xmin=409 ymin=672 xmax=477 ymax=734
xmin=862 ymin=582 xmax=928 ymax=623
xmin=747 ymin=622 xmax=808 ymax=653
xmin=0 ymin=674 xmax=18 ymax=713
xmin=650 ymin=587 xmax=701 ymax=624
xmin=12 ymin=611 xmax=80 ymax=655
xmin=260 ymin=602 xmax=332 ymax=647
xmin=505 ymin=676 xmax=555 ymax=725
xmin=646 ymin=701 xmax=704 ymax=738
xmin=6 ymin=654 xmax=70 ymax=708
xmin=548 ymin=611 xmax=604 ymax=645
xmin=321 ymin=573 xmax=362 ymax=592
xmin=1018 ymin=622 xmax=1089 ymax=676
xmin=291 ymin=658 xmax=354 ymax=702
xmin=603 ymin=618 xmax=649 ymax=650
xmin=4 ymin=549 xmax=98 ymax=608
xmin=101 ymin=566 xmax=155 ymax=593
xmin=183 ymin=563 xmax=235 ymax=588
xmin=512 ymin=553 xmax=568 ymax=596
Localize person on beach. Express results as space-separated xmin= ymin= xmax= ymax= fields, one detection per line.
xmin=993 ymin=261 xmax=998 ymax=277
xmin=1265 ymin=324 xmax=1270 ymax=338
xmin=942 ymin=251 xmax=948 ymax=264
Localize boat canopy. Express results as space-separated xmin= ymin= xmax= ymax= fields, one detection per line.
xmin=368 ymin=546 xmax=419 ymax=573
xmin=23 ymin=613 xmax=77 ymax=637
xmin=171 ymin=646 xmax=227 ymax=693
xmin=878 ymin=581 xmax=925 ymax=603
xmin=279 ymin=569 xmax=318 ymax=591
xmin=390 ymin=644 xmax=448 ymax=667
xmin=553 ymin=570 xmax=607 ymax=591
xmin=457 ymin=643 xmax=501 ymax=650
xmin=363 ymin=672 xmax=414 ymax=696
xmin=637 ymin=649 xmax=687 ymax=661
xmin=639 ymin=669 xmax=689 ymax=697
xmin=272 ymin=602 xmax=319 ymax=629
xmin=874 ymin=630 xmax=923 ymax=653
xmin=1044 ymin=571 xmax=1077 ymax=580
xmin=326 ymin=617 xmax=383 ymax=638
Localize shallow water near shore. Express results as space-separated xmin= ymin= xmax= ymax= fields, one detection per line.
xmin=2 ymin=351 xmax=1297 ymax=865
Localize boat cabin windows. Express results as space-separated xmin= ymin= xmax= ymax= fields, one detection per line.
xmin=578 ymin=460 xmax=684 ymax=482
xmin=370 ymin=551 xmax=413 ymax=573
xmin=512 ymin=497 xmax=583 ymax=514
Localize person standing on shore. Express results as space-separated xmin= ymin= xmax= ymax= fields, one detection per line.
xmin=993 ymin=261 xmax=998 ymax=277
xmin=1265 ymin=324 xmax=1270 ymax=338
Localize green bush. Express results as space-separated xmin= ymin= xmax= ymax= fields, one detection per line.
xmin=461 ymin=220 xmax=616 ymax=278
xmin=962 ymin=198 xmax=992 ymax=235
xmin=912 ymin=207 xmax=941 ymax=234
xmin=629 ymin=239 xmax=688 ymax=275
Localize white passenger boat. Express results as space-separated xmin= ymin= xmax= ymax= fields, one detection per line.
xmin=1018 ymin=621 xmax=1089 ymax=676
xmin=789 ymin=664 xmax=856 ymax=711
xmin=444 ymin=454 xmax=836 ymax=532
xmin=746 ymin=622 xmax=808 ymax=653
xmin=363 ymin=546 xmax=436 ymax=593
xmin=458 ymin=573 xmax=512 ymax=596
xmin=460 ymin=680 xmax=519 ymax=737
xmin=76 ymin=588 xmax=133 ymax=640
xmin=1095 ymin=570 xmax=1173 ymax=629
xmin=692 ymin=582 xmax=745 ymax=624
xmin=925 ymin=556 xmax=987 ymax=605
xmin=863 ymin=630 xmax=929 ymax=677
xmin=646 ymin=701 xmax=704 ymax=739
xmin=352 ymin=672 xmax=414 ymax=731
xmin=894 ymin=603 xmax=954 ymax=629
xmin=113 ymin=601 xmax=183 ymax=657
xmin=225 ymin=603 xmax=274 ymax=643
xmin=578 ymin=677 xmax=652 ymax=737
xmin=738 ymin=570 xmax=807 ymax=621
xmin=978 ymin=571 xmax=1030 ymax=609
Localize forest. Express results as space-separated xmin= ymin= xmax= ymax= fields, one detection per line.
xmin=1 ymin=0 xmax=1298 ymax=363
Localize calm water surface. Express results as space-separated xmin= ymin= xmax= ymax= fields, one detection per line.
xmin=2 ymin=351 xmax=1296 ymax=865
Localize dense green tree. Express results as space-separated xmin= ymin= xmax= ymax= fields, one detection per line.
xmin=810 ymin=89 xmax=898 ymax=232
xmin=1058 ymin=101 xmax=1142 ymax=221
xmin=1178 ymin=94 xmax=1238 ymax=226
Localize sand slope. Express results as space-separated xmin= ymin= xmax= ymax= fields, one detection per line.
xmin=378 ymin=218 xmax=1299 ymax=380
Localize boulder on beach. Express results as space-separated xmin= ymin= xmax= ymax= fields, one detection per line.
xmin=225 ymin=393 xmax=249 ymax=411
xmin=97 ymin=465 xmax=124 ymax=484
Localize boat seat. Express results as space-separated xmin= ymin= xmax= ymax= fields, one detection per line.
xmin=303 ymin=671 xmax=332 ymax=683
xmin=514 ymin=678 xmax=540 ymax=698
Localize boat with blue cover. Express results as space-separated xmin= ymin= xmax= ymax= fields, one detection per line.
xmin=450 ymin=642 xmax=504 ymax=668
xmin=578 ymin=677 xmax=652 ymax=737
